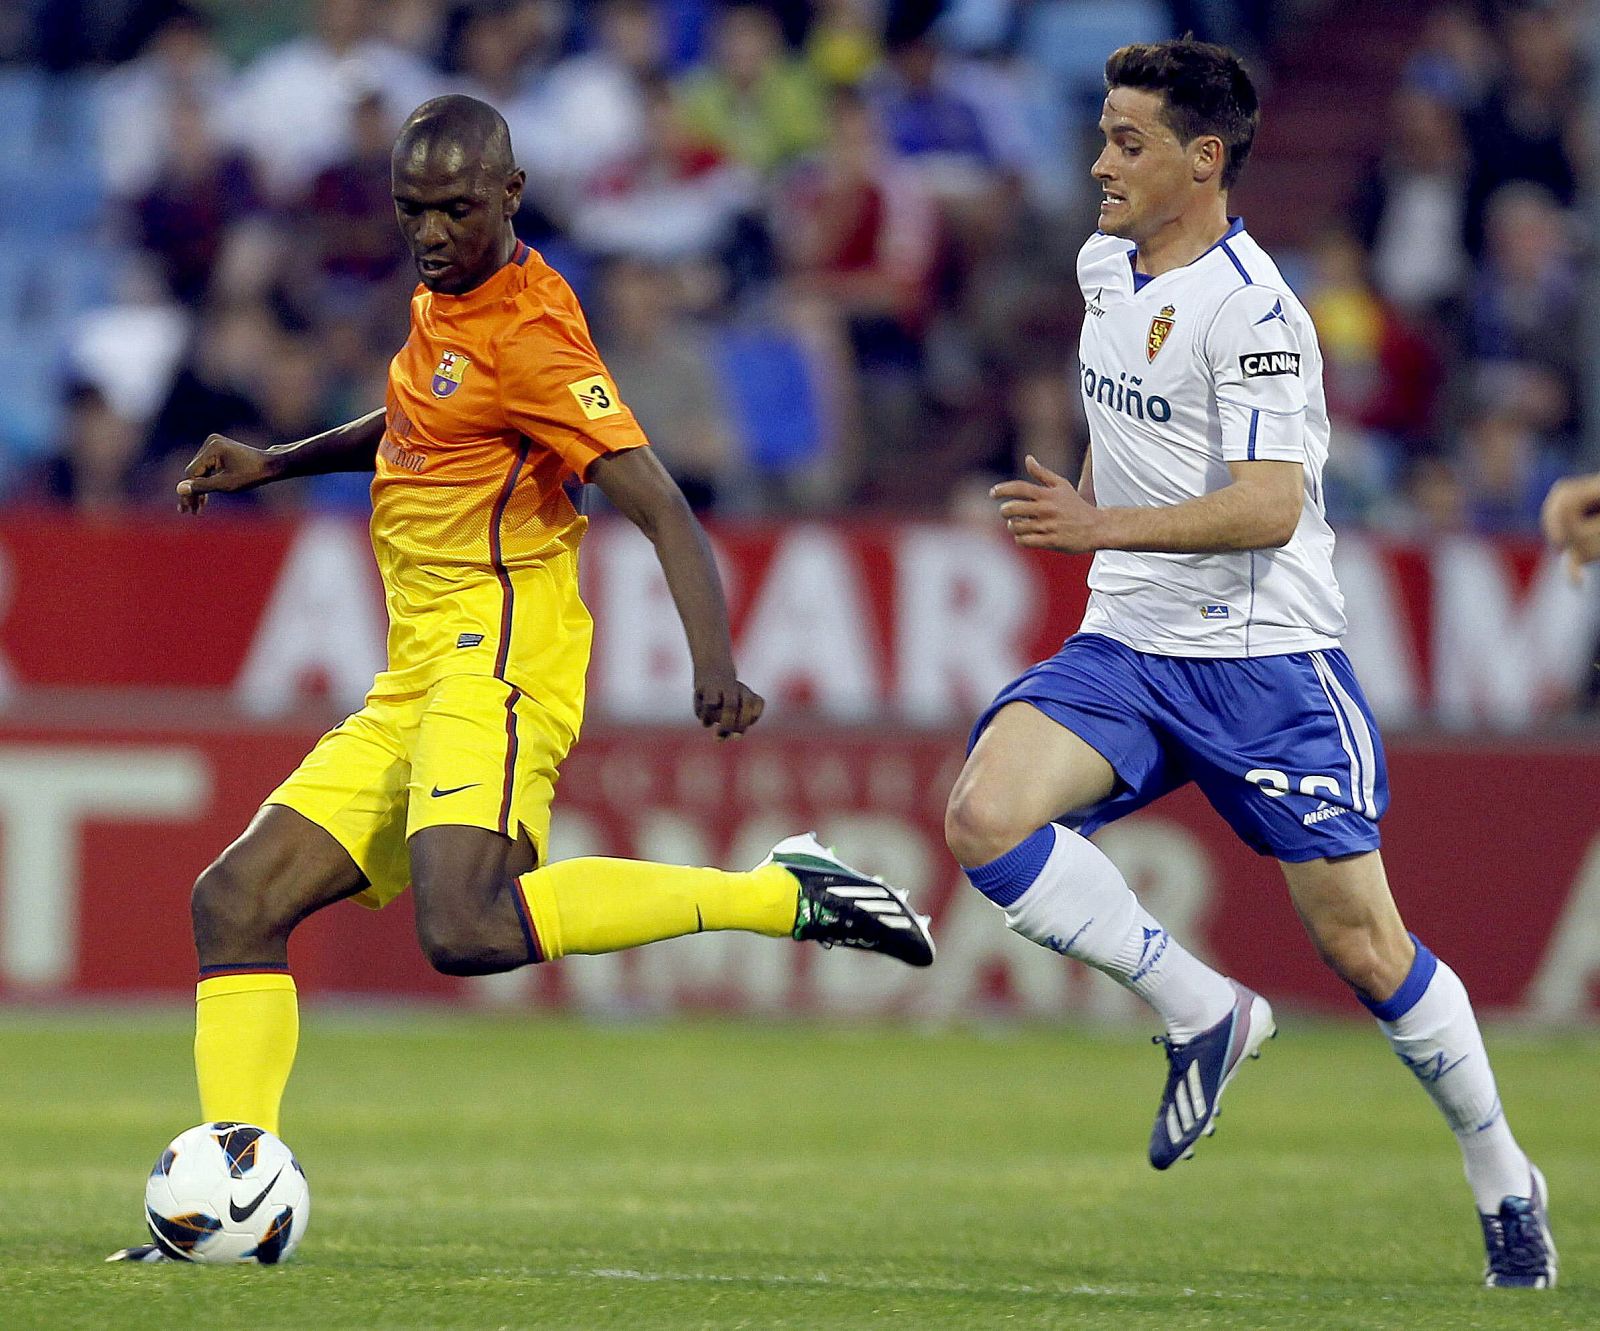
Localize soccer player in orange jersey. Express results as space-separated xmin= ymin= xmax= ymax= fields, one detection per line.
xmin=109 ymin=95 xmax=931 ymax=1263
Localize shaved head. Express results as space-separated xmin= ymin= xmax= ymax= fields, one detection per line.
xmin=394 ymin=94 xmax=516 ymax=178
xmin=391 ymin=95 xmax=524 ymax=295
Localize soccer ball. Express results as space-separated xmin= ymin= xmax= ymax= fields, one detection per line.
xmin=144 ymin=1122 xmax=310 ymax=1264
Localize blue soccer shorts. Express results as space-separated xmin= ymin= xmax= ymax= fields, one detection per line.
xmin=969 ymin=633 xmax=1387 ymax=862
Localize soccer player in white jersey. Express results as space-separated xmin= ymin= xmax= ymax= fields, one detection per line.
xmin=943 ymin=39 xmax=1555 ymax=1288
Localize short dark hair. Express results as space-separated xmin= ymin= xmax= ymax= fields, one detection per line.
xmin=1105 ymin=39 xmax=1259 ymax=190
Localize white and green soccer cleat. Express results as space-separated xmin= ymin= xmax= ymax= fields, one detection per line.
xmin=764 ymin=833 xmax=935 ymax=968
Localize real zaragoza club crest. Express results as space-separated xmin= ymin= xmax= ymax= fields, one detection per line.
xmin=1146 ymin=305 xmax=1176 ymax=362
xmin=431 ymin=350 xmax=469 ymax=398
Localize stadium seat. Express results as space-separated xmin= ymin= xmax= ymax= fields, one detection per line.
xmin=0 ymin=68 xmax=44 ymax=168
xmin=0 ymin=343 xmax=63 ymax=461
xmin=711 ymin=326 xmax=825 ymax=474
xmin=0 ymin=156 xmax=105 ymax=238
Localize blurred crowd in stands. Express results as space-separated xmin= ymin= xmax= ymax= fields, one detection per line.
xmin=0 ymin=0 xmax=1591 ymax=531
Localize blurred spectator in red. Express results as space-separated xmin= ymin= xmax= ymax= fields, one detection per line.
xmin=1458 ymin=399 xmax=1565 ymax=535
xmin=1312 ymin=228 xmax=1443 ymax=447
xmin=569 ymin=77 xmax=758 ymax=267
xmin=677 ymin=4 xmax=828 ymax=174
xmin=1463 ymin=3 xmax=1583 ymax=253
xmin=1467 ymin=183 xmax=1582 ymax=434
xmin=97 ymin=5 xmax=234 ymax=202
xmin=525 ymin=0 xmax=665 ymax=210
xmin=777 ymin=87 xmax=940 ymax=502
xmin=225 ymin=0 xmax=438 ymax=202
xmin=1353 ymin=88 xmax=1470 ymax=317
xmin=306 ymin=88 xmax=407 ymax=304
xmin=593 ymin=258 xmax=738 ymax=512
xmin=778 ymin=89 xmax=938 ymax=369
xmin=135 ymin=90 xmax=263 ymax=306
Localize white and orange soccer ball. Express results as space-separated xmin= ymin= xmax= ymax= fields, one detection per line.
xmin=143 ymin=1122 xmax=310 ymax=1264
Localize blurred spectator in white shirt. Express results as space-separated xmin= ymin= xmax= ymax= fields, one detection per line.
xmin=1354 ymin=88 xmax=1470 ymax=316
xmin=97 ymin=5 xmax=234 ymax=200
xmin=522 ymin=0 xmax=665 ymax=211
xmin=225 ymin=0 xmax=438 ymax=202
xmin=568 ymin=77 xmax=757 ymax=264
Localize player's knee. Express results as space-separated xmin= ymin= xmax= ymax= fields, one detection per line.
xmin=944 ymin=785 xmax=1027 ymax=869
xmin=416 ymin=923 xmax=492 ymax=976
xmin=191 ymin=859 xmax=284 ymax=953
xmin=414 ymin=898 xmax=497 ymax=976
xmin=1317 ymin=927 xmax=1404 ymax=998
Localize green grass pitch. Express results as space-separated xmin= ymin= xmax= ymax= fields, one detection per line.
xmin=1 ymin=1011 xmax=1595 ymax=1329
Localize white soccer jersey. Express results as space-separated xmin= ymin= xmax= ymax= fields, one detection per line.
xmin=1074 ymin=219 xmax=1345 ymax=657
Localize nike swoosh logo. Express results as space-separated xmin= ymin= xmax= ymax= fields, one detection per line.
xmin=229 ymin=1168 xmax=284 ymax=1223
xmin=430 ymin=783 xmax=480 ymax=798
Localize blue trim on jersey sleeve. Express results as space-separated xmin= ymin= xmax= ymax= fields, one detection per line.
xmin=1126 ymin=217 xmax=1244 ymax=287
xmin=1247 ymin=408 xmax=1260 ymax=459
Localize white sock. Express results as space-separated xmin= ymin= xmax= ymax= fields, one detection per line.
xmin=966 ymin=823 xmax=1235 ymax=1042
xmin=1369 ymin=940 xmax=1530 ymax=1213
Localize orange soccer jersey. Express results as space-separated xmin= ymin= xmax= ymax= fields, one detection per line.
xmin=370 ymin=240 xmax=647 ymax=735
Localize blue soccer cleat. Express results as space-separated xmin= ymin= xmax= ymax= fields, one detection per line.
xmin=1482 ymin=1164 xmax=1557 ymax=1288
xmin=1148 ymin=981 xmax=1275 ymax=1169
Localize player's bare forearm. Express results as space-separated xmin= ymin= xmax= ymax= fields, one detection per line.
xmin=589 ymin=447 xmax=764 ymax=736
xmin=177 ymin=409 xmax=385 ymax=513
xmin=995 ymin=455 xmax=1301 ymax=554
xmin=1095 ymin=461 xmax=1302 ymax=552
xmin=264 ymin=408 xmax=387 ymax=479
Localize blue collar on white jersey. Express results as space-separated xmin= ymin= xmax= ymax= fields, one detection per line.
xmin=1128 ymin=216 xmax=1246 ymax=290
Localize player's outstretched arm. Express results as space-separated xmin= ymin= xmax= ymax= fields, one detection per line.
xmin=994 ymin=454 xmax=1301 ymax=554
xmin=589 ymin=446 xmax=764 ymax=738
xmin=1541 ymin=470 xmax=1600 ymax=581
xmin=176 ymin=409 xmax=386 ymax=514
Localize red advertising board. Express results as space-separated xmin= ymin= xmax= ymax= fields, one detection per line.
xmin=2 ymin=722 xmax=1596 ymax=1020
xmin=0 ymin=514 xmax=1596 ymax=728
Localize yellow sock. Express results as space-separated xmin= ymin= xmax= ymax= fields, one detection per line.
xmin=517 ymin=860 xmax=798 ymax=961
xmin=194 ymin=971 xmax=298 ymax=1136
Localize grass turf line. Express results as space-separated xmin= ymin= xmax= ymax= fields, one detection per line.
xmin=0 ymin=1012 xmax=1595 ymax=1330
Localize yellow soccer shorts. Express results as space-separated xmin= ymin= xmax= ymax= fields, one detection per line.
xmin=264 ymin=673 xmax=574 ymax=908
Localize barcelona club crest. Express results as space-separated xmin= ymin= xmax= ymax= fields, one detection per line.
xmin=1147 ymin=305 xmax=1176 ymax=362
xmin=431 ymin=350 xmax=469 ymax=398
